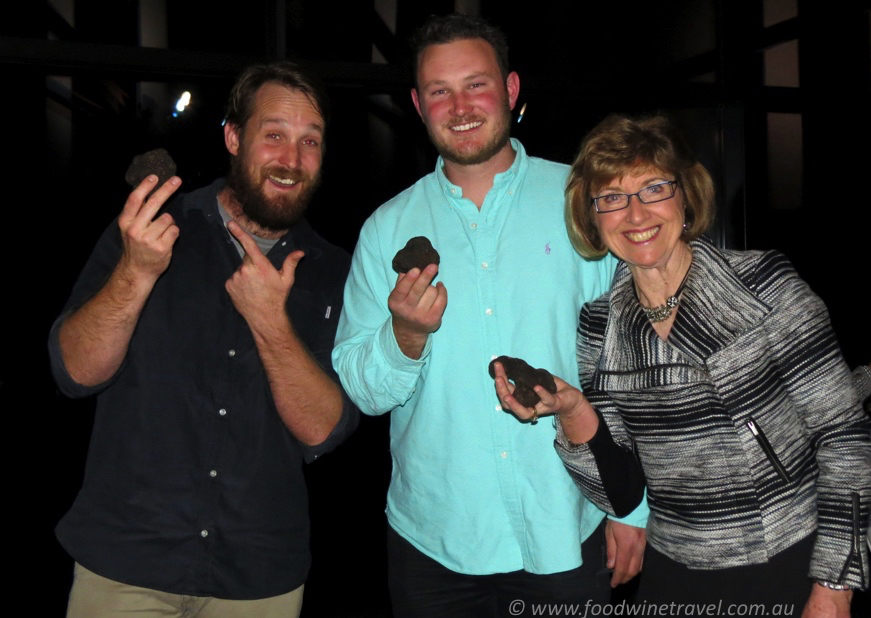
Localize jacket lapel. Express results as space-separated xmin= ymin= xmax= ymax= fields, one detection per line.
xmin=669 ymin=238 xmax=772 ymax=365
xmin=594 ymin=238 xmax=772 ymax=390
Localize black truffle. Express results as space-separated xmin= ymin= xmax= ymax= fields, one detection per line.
xmin=125 ymin=148 xmax=177 ymax=193
xmin=488 ymin=356 xmax=557 ymax=408
xmin=392 ymin=236 xmax=441 ymax=274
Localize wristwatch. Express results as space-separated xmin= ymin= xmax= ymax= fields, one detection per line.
xmin=815 ymin=580 xmax=851 ymax=591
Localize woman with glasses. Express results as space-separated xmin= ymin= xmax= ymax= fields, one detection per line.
xmin=492 ymin=115 xmax=869 ymax=614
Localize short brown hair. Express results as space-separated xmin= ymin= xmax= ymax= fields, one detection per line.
xmin=410 ymin=13 xmax=510 ymax=88
xmin=566 ymin=114 xmax=715 ymax=259
xmin=225 ymin=60 xmax=330 ymax=134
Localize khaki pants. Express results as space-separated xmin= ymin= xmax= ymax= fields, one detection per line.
xmin=67 ymin=563 xmax=304 ymax=617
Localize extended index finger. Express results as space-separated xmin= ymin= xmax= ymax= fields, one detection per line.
xmin=227 ymin=220 xmax=267 ymax=263
xmin=122 ymin=175 xmax=181 ymax=223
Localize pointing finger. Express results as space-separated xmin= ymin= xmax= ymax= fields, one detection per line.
xmin=145 ymin=175 xmax=182 ymax=211
xmin=120 ymin=175 xmax=158 ymax=224
xmin=123 ymin=176 xmax=181 ymax=225
xmin=227 ymin=220 xmax=266 ymax=262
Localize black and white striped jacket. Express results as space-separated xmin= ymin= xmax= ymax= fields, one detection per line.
xmin=557 ymin=237 xmax=870 ymax=589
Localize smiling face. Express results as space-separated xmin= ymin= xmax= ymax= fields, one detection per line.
xmin=593 ymin=167 xmax=688 ymax=273
xmin=224 ymin=82 xmax=324 ymax=231
xmin=411 ymin=38 xmax=519 ymax=167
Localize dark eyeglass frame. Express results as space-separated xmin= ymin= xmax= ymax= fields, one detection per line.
xmin=592 ymin=180 xmax=678 ymax=214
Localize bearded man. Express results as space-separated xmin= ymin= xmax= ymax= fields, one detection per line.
xmin=50 ymin=61 xmax=357 ymax=617
xmin=333 ymin=14 xmax=648 ymax=618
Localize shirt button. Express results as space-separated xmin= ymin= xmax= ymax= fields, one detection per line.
xmin=494 ymin=405 xmax=502 ymax=411
xmin=485 ymin=308 xmax=493 ymax=316
xmin=209 ymin=470 xmax=217 ymax=478
xmin=450 ymin=188 xmax=456 ymax=194
xmin=218 ymin=408 xmax=227 ymax=416
xmin=500 ymin=451 xmax=509 ymax=459
xmin=481 ymin=262 xmax=488 ymax=269
xmin=201 ymin=530 xmax=209 ymax=538
xmin=508 ymin=189 xmax=514 ymax=195
xmin=228 ymin=349 xmax=236 ymax=357
xmin=470 ymin=223 xmax=478 ymax=229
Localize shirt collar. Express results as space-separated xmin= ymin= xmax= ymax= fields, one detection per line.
xmin=434 ymin=138 xmax=527 ymax=201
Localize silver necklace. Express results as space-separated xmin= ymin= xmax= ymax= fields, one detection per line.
xmin=639 ymin=258 xmax=692 ymax=323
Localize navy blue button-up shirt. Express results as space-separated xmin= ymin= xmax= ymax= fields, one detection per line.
xmin=50 ymin=179 xmax=357 ymax=599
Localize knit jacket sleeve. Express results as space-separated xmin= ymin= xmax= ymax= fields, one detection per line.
xmin=554 ymin=296 xmax=647 ymax=519
xmin=752 ymin=251 xmax=870 ymax=589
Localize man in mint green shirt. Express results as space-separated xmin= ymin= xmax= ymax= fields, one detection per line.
xmin=333 ymin=14 xmax=648 ymax=617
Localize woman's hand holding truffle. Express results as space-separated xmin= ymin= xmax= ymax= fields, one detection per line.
xmin=493 ymin=362 xmax=600 ymax=443
xmin=388 ymin=264 xmax=447 ymax=360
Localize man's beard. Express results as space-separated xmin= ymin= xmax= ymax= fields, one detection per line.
xmin=427 ymin=103 xmax=512 ymax=166
xmin=226 ymin=155 xmax=321 ymax=231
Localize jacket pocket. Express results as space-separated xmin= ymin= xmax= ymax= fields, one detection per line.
xmin=747 ymin=417 xmax=791 ymax=483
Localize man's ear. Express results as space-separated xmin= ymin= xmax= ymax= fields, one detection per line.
xmin=224 ymin=122 xmax=241 ymax=156
xmin=506 ymin=71 xmax=520 ymax=110
xmin=411 ymin=88 xmax=424 ymax=121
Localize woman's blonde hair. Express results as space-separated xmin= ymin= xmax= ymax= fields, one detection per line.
xmin=566 ymin=114 xmax=715 ymax=258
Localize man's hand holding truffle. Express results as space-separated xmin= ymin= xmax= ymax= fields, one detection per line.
xmin=388 ymin=264 xmax=447 ymax=360
xmin=59 ymin=174 xmax=181 ymax=387
xmin=492 ymin=361 xmax=600 ymax=443
xmin=117 ymin=175 xmax=182 ymax=282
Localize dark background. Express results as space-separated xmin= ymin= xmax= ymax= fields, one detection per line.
xmin=2 ymin=0 xmax=869 ymax=615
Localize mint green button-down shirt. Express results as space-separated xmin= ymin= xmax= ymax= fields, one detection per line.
xmin=333 ymin=141 xmax=647 ymax=574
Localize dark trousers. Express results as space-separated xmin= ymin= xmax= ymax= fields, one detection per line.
xmin=387 ymin=522 xmax=610 ymax=618
xmin=636 ymin=534 xmax=815 ymax=612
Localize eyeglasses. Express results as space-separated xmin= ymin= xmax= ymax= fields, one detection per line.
xmin=592 ymin=181 xmax=678 ymax=213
